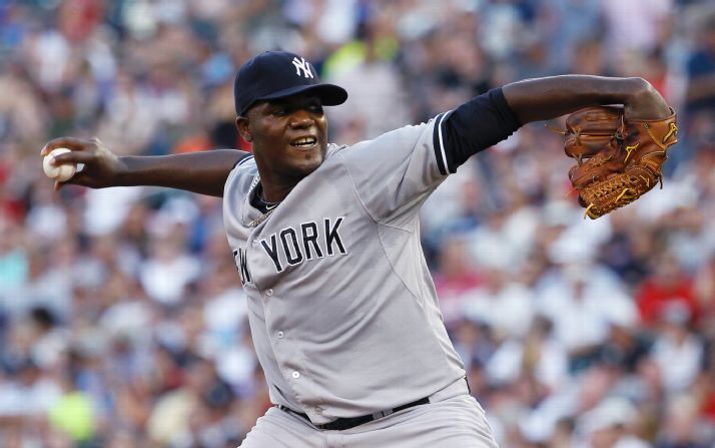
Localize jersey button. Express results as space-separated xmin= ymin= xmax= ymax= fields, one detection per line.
xmin=266 ymin=289 xmax=273 ymax=297
xmin=292 ymin=371 xmax=300 ymax=379
xmin=277 ymin=331 xmax=284 ymax=339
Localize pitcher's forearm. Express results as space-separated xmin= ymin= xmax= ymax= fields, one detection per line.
xmin=117 ymin=150 xmax=249 ymax=197
xmin=502 ymin=75 xmax=670 ymax=124
xmin=42 ymin=137 xmax=251 ymax=195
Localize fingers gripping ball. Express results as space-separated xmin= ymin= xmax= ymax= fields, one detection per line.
xmin=43 ymin=148 xmax=77 ymax=182
xmin=562 ymin=106 xmax=678 ymax=219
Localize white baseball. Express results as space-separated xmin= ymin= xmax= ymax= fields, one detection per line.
xmin=43 ymin=148 xmax=77 ymax=182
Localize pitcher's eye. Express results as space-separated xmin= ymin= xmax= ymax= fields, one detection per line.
xmin=308 ymin=104 xmax=324 ymax=114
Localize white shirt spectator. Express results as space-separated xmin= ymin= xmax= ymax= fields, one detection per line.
xmin=601 ymin=0 xmax=673 ymax=65
xmin=0 ymin=372 xmax=62 ymax=417
xmin=486 ymin=337 xmax=568 ymax=391
xmin=650 ymin=326 xmax=703 ymax=393
xmin=462 ymin=280 xmax=536 ymax=339
xmin=140 ymin=245 xmax=201 ymax=306
xmin=537 ymin=264 xmax=638 ymax=352
xmin=137 ymin=203 xmax=203 ymax=307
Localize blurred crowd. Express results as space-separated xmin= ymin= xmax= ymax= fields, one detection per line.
xmin=1 ymin=0 xmax=715 ymax=447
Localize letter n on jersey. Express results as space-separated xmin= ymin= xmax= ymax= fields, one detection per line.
xmin=259 ymin=217 xmax=347 ymax=273
xmin=233 ymin=247 xmax=252 ymax=286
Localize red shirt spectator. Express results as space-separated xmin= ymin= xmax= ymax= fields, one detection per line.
xmin=635 ymin=252 xmax=699 ymax=326
xmin=432 ymin=237 xmax=483 ymax=327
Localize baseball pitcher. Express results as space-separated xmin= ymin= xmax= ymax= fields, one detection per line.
xmin=42 ymin=51 xmax=674 ymax=447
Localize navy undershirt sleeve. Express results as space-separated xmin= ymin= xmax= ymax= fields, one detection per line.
xmin=432 ymin=87 xmax=522 ymax=174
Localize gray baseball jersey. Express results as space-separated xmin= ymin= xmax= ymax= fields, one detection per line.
xmin=223 ymin=112 xmax=465 ymax=425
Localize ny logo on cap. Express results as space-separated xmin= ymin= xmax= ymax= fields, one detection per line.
xmin=292 ymin=56 xmax=314 ymax=79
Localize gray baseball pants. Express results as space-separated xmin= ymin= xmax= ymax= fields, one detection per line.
xmin=238 ymin=379 xmax=499 ymax=447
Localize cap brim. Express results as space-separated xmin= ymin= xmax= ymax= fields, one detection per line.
xmin=257 ymin=83 xmax=348 ymax=107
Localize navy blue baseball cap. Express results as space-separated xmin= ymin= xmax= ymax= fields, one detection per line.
xmin=234 ymin=51 xmax=348 ymax=116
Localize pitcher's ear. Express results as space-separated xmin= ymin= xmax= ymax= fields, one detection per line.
xmin=236 ymin=116 xmax=252 ymax=141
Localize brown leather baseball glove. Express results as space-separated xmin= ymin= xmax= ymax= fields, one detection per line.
xmin=562 ymin=106 xmax=678 ymax=219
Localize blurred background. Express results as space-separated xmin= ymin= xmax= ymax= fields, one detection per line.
xmin=1 ymin=0 xmax=715 ymax=447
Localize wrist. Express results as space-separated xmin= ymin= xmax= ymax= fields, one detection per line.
xmin=114 ymin=155 xmax=134 ymax=186
xmin=623 ymin=78 xmax=670 ymax=119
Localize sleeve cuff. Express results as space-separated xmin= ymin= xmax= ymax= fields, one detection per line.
xmin=432 ymin=110 xmax=455 ymax=175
